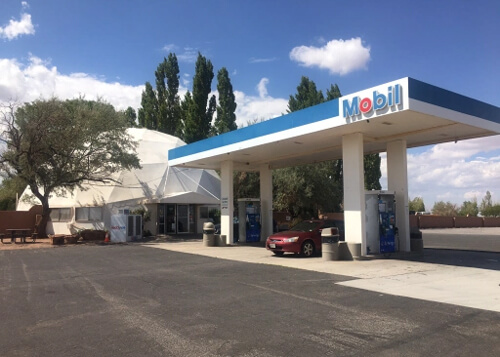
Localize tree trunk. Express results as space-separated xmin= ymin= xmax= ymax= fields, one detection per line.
xmin=38 ymin=198 xmax=51 ymax=238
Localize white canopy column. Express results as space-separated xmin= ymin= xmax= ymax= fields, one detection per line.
xmin=342 ymin=132 xmax=365 ymax=256
xmin=220 ymin=160 xmax=234 ymax=244
xmin=260 ymin=164 xmax=273 ymax=242
xmin=386 ymin=140 xmax=410 ymax=252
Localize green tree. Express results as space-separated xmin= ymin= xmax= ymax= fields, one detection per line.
xmin=364 ymin=154 xmax=382 ymax=190
xmin=480 ymin=191 xmax=500 ymax=217
xmin=326 ymin=84 xmax=341 ymax=100
xmin=138 ymin=82 xmax=157 ymax=129
xmin=124 ymin=107 xmax=137 ymax=127
xmin=409 ymin=196 xmax=426 ymax=212
xmin=483 ymin=204 xmax=500 ymax=217
xmin=273 ymin=162 xmax=342 ymax=218
xmin=480 ymin=191 xmax=493 ymax=215
xmin=274 ymin=77 xmax=343 ymax=218
xmin=458 ymin=199 xmax=479 ymax=216
xmin=431 ymin=201 xmax=458 ymax=216
xmin=0 ymin=99 xmax=141 ymax=236
xmin=183 ymin=53 xmax=216 ymax=143
xmin=214 ymin=67 xmax=237 ymax=135
xmin=234 ymin=171 xmax=260 ymax=201
xmin=0 ymin=176 xmax=27 ymax=210
xmin=160 ymin=54 xmax=182 ymax=136
xmin=138 ymin=54 xmax=181 ymax=136
xmin=287 ymin=76 xmax=325 ymax=112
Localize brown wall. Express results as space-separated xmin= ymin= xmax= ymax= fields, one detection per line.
xmin=409 ymin=215 xmax=419 ymax=228
xmin=417 ymin=215 xmax=455 ymax=229
xmin=274 ymin=211 xmax=500 ymax=230
xmin=319 ymin=212 xmax=344 ymax=220
xmin=483 ymin=217 xmax=500 ymax=227
xmin=416 ymin=215 xmax=500 ymax=228
xmin=0 ymin=206 xmax=43 ymax=235
xmin=454 ymin=216 xmax=484 ymax=228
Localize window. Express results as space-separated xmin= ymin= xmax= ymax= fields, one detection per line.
xmin=76 ymin=207 xmax=103 ymax=222
xmin=50 ymin=208 xmax=72 ymax=222
xmin=200 ymin=206 xmax=220 ymax=223
xmin=200 ymin=206 xmax=209 ymax=219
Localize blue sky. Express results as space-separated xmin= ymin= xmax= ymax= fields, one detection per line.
xmin=1 ymin=0 xmax=500 ymax=209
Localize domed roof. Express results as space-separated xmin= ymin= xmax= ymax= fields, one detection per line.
xmin=17 ymin=128 xmax=221 ymax=210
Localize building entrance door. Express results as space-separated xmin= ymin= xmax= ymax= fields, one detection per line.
xmin=166 ymin=204 xmax=176 ymax=233
xmin=176 ymin=205 xmax=195 ymax=233
xmin=158 ymin=204 xmax=177 ymax=234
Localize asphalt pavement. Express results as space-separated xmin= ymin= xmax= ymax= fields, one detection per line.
xmin=1 ymin=242 xmax=499 ymax=357
xmin=421 ymin=227 xmax=500 ymax=252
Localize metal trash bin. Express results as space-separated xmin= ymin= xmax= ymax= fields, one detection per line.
xmin=321 ymin=227 xmax=340 ymax=261
xmin=203 ymin=222 xmax=215 ymax=247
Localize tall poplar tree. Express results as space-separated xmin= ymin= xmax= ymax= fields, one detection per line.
xmin=214 ymin=67 xmax=237 ymax=135
xmin=138 ymin=82 xmax=157 ymax=129
xmin=162 ymin=53 xmax=181 ymax=136
xmin=138 ymin=54 xmax=181 ymax=136
xmin=183 ymin=53 xmax=216 ymax=143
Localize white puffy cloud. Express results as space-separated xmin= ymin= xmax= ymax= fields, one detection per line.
xmin=381 ymin=136 xmax=500 ymax=207
xmin=290 ymin=37 xmax=370 ymax=75
xmin=0 ymin=56 xmax=288 ymax=129
xmin=0 ymin=6 xmax=35 ymax=40
xmin=257 ymin=78 xmax=269 ymax=98
xmin=0 ymin=56 xmax=144 ymax=110
xmin=234 ymin=78 xmax=288 ymax=127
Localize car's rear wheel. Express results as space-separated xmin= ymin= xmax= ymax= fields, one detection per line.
xmin=273 ymin=251 xmax=284 ymax=256
xmin=301 ymin=241 xmax=315 ymax=257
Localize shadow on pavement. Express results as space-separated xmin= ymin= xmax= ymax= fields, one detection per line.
xmin=401 ymin=248 xmax=500 ymax=271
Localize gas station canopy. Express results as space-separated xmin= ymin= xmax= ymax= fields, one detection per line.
xmin=169 ymin=77 xmax=500 ymax=171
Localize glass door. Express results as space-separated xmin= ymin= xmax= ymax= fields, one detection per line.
xmin=166 ymin=204 xmax=176 ymax=233
xmin=158 ymin=204 xmax=165 ymax=235
xmin=177 ymin=205 xmax=189 ymax=233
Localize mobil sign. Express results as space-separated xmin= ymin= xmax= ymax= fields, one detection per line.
xmin=342 ymin=82 xmax=404 ymax=121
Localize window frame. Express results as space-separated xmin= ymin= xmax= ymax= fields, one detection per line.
xmin=75 ymin=207 xmax=103 ymax=222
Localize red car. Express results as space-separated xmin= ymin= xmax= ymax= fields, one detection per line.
xmin=266 ymin=220 xmax=340 ymax=257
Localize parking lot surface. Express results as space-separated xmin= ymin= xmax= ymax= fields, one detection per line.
xmin=1 ymin=242 xmax=499 ymax=356
xmin=143 ymin=234 xmax=500 ymax=313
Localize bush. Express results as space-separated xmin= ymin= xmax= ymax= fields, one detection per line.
xmin=80 ymin=229 xmax=106 ymax=241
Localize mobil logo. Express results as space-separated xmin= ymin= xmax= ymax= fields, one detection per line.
xmin=343 ymin=84 xmax=402 ymax=119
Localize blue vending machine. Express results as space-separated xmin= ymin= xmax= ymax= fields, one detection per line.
xmin=365 ymin=191 xmax=397 ymax=255
xmin=237 ymin=199 xmax=261 ymax=243
xmin=379 ymin=208 xmax=396 ymax=253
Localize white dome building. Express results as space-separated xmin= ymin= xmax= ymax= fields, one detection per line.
xmin=17 ymin=128 xmax=221 ymax=236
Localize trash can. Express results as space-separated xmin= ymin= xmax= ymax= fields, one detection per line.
xmin=321 ymin=227 xmax=340 ymax=261
xmin=203 ymin=222 xmax=215 ymax=247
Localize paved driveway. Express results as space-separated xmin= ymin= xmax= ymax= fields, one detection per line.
xmin=1 ymin=244 xmax=499 ymax=356
xmin=143 ymin=237 xmax=500 ymax=313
